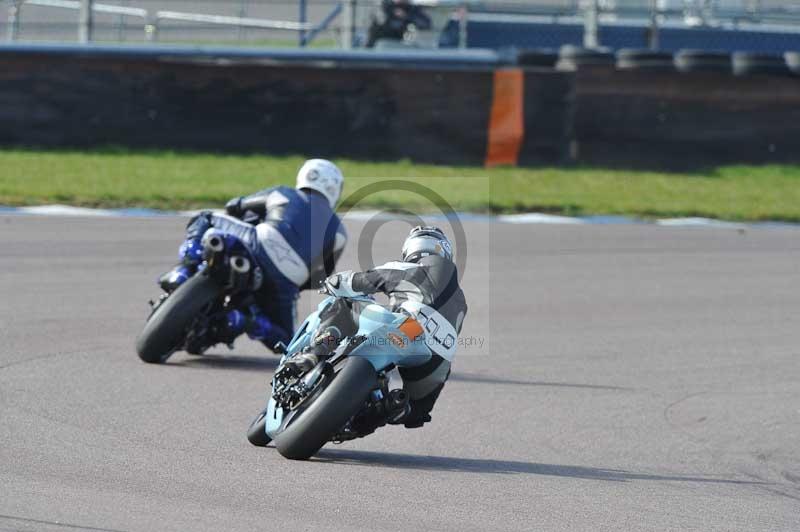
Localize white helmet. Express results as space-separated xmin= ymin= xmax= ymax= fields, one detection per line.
xmin=296 ymin=159 xmax=344 ymax=209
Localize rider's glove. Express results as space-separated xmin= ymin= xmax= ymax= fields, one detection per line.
xmin=225 ymin=197 xmax=244 ymax=218
xmin=322 ymin=271 xmax=360 ymax=298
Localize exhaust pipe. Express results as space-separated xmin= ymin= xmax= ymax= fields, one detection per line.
xmin=228 ymin=254 xmax=251 ymax=289
xmin=230 ymin=255 xmax=250 ymax=274
xmin=201 ymin=232 xmax=225 ymax=261
xmin=385 ymin=388 xmax=410 ymax=424
xmin=206 ymin=234 xmax=224 ymax=253
xmin=387 ymin=389 xmax=409 ymax=412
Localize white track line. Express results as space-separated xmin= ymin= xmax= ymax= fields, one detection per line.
xmin=1 ymin=204 xmax=797 ymax=228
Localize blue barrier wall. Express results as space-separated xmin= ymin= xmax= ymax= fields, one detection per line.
xmin=465 ymin=20 xmax=800 ymax=54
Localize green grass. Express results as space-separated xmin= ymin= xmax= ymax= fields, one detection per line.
xmin=1 ymin=148 xmax=799 ymax=221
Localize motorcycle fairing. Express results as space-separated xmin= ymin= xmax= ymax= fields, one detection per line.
xmin=264 ymin=296 xmax=432 ymax=439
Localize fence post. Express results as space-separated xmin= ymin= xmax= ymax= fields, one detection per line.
xmin=78 ymin=0 xmax=94 ymax=43
xmin=458 ymin=3 xmax=468 ymax=49
xmin=299 ymin=0 xmax=307 ymax=46
xmin=7 ymin=0 xmax=23 ymax=42
xmin=582 ymin=0 xmax=599 ymax=48
xmin=145 ymin=12 xmax=158 ymax=42
xmin=341 ymin=0 xmax=356 ymax=49
xmin=648 ymin=0 xmax=659 ymax=50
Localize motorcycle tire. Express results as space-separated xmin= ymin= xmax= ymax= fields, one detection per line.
xmin=674 ymin=49 xmax=732 ymax=73
xmin=246 ymin=409 xmax=272 ymax=447
xmin=274 ymin=356 xmax=377 ymax=460
xmin=732 ymin=52 xmax=792 ymax=77
xmin=136 ymin=274 xmax=220 ymax=364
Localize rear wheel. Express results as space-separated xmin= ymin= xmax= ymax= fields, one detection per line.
xmin=136 ymin=274 xmax=220 ymax=364
xmin=674 ymin=50 xmax=731 ymax=73
xmin=274 ymin=356 xmax=377 ymax=460
xmin=556 ymin=45 xmax=615 ymax=71
xmin=517 ymin=48 xmax=558 ymax=68
xmin=615 ymin=49 xmax=674 ymax=71
xmin=786 ymin=52 xmax=800 ymax=75
xmin=733 ymin=52 xmax=791 ymax=77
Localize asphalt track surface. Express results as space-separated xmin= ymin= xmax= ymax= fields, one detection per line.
xmin=1 ymin=215 xmax=799 ymax=532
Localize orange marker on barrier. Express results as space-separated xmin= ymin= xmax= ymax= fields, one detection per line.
xmin=485 ymin=68 xmax=524 ymax=167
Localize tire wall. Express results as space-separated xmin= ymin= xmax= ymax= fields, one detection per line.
xmin=572 ymin=67 xmax=800 ymax=168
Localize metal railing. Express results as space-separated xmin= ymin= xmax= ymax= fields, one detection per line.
xmin=465 ymin=0 xmax=800 ymax=26
xmin=5 ymin=0 xmax=346 ymax=45
xmin=4 ymin=0 xmax=800 ymax=47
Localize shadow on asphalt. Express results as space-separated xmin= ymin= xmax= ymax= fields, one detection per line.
xmin=168 ymin=354 xmax=279 ymax=371
xmin=449 ymin=372 xmax=631 ymax=391
xmin=314 ymin=449 xmax=763 ymax=485
xmin=160 ymin=357 xmax=625 ymax=389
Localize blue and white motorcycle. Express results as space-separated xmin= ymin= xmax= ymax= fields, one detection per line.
xmin=136 ymin=230 xmax=263 ymax=364
xmin=247 ymin=293 xmax=432 ymax=460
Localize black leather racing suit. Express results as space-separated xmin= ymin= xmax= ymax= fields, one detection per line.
xmin=331 ymin=254 xmax=467 ymax=427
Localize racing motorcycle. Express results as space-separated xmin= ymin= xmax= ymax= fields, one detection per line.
xmin=246 ymin=293 xmax=432 ymax=460
xmin=136 ymin=230 xmax=264 ymax=364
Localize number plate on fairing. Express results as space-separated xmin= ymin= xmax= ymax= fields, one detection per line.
xmin=399 ymin=301 xmax=458 ymax=361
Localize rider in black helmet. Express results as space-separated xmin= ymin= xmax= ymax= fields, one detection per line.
xmin=366 ymin=0 xmax=433 ymax=47
xmin=299 ymin=225 xmax=468 ymax=429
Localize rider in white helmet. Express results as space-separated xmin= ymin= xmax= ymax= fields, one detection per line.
xmin=159 ymin=159 xmax=347 ymax=353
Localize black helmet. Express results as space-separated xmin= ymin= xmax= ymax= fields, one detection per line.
xmin=401 ymin=226 xmax=453 ymax=263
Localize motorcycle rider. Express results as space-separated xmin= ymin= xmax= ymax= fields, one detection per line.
xmin=159 ymin=159 xmax=347 ymax=352
xmin=366 ymin=0 xmax=432 ymax=47
xmin=292 ymin=226 xmax=467 ymax=429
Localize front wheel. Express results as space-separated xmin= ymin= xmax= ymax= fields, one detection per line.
xmin=246 ymin=409 xmax=271 ymax=447
xmin=135 ymin=274 xmax=220 ymax=364
xmin=274 ymin=356 xmax=377 ymax=460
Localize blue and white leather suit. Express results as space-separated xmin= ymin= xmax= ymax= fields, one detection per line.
xmin=180 ymin=186 xmax=347 ymax=348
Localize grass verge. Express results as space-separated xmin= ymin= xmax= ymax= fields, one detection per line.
xmin=1 ymin=148 xmax=798 ymax=221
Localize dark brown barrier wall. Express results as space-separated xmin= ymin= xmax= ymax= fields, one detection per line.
xmin=519 ymin=69 xmax=574 ymax=166
xmin=571 ymin=68 xmax=800 ymax=169
xmin=2 ymin=45 xmax=798 ymax=169
xmin=0 ymin=47 xmax=501 ymax=165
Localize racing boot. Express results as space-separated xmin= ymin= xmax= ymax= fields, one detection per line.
xmin=241 ymin=306 xmax=291 ymax=353
xmin=393 ymin=376 xmax=444 ymax=429
xmin=282 ymin=351 xmax=319 ymax=375
xmin=214 ymin=307 xmax=279 ymax=343
xmin=210 ymin=309 xmax=248 ymax=346
xmin=283 ymin=326 xmax=342 ymax=374
xmin=245 ymin=312 xmax=277 ymax=342
xmin=402 ymin=408 xmax=432 ymax=429
xmin=205 ymin=308 xmax=276 ymax=351
xmin=184 ymin=308 xmax=244 ymax=355
xmin=308 ymin=327 xmax=343 ymax=357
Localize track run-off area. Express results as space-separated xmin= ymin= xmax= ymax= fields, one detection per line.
xmin=1 ymin=214 xmax=799 ymax=531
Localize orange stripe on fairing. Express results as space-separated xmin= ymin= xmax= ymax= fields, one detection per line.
xmin=485 ymin=68 xmax=524 ymax=167
xmin=398 ymin=318 xmax=424 ymax=341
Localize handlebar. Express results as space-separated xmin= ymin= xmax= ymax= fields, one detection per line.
xmin=317 ymin=289 xmax=375 ymax=304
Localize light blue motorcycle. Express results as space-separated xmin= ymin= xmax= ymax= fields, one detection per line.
xmin=247 ymin=294 xmax=432 ymax=460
